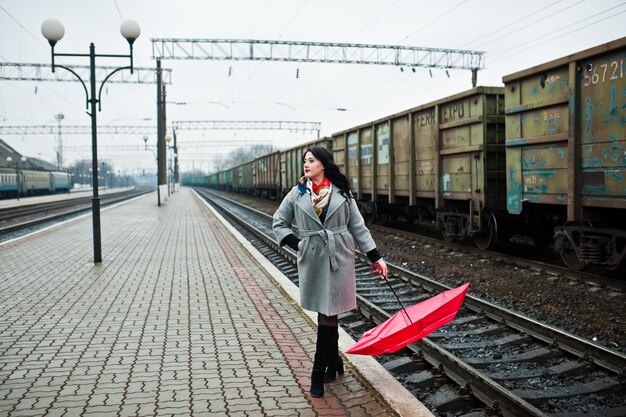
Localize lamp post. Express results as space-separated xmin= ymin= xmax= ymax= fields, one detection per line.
xmin=41 ymin=18 xmax=141 ymax=264
xmin=143 ymin=135 xmax=161 ymax=206
xmin=6 ymin=157 xmax=16 ymax=200
xmin=18 ymin=156 xmax=26 ymax=199
xmin=165 ymin=135 xmax=172 ymax=196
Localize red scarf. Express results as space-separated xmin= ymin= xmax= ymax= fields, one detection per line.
xmin=311 ymin=177 xmax=331 ymax=194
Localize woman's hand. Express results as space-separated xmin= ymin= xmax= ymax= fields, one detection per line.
xmin=372 ymin=259 xmax=388 ymax=280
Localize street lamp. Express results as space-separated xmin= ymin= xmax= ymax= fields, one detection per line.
xmin=143 ymin=135 xmax=161 ymax=206
xmin=6 ymin=157 xmax=16 ymax=200
xmin=42 ymin=18 xmax=140 ymax=264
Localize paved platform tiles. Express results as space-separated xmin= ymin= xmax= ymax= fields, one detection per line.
xmin=0 ymin=188 xmax=410 ymax=417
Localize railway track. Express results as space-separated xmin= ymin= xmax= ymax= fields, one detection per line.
xmin=369 ymin=224 xmax=626 ymax=293
xmin=207 ymin=188 xmax=625 ymax=291
xmin=195 ymin=187 xmax=626 ymax=417
xmin=0 ymin=188 xmax=151 ymax=242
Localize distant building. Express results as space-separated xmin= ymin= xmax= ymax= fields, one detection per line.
xmin=0 ymin=138 xmax=64 ymax=171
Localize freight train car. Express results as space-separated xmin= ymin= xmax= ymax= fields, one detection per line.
xmin=332 ymin=87 xmax=506 ymax=249
xmin=279 ymin=137 xmax=333 ymax=197
xmin=503 ymin=37 xmax=626 ymax=270
xmin=232 ymin=165 xmax=242 ymax=191
xmin=254 ymin=151 xmax=280 ymax=199
xmin=207 ymin=172 xmax=220 ymax=187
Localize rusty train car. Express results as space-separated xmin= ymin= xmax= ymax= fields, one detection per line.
xmin=503 ymin=37 xmax=626 ymax=270
xmin=197 ymin=37 xmax=625 ymax=271
xmin=331 ymin=86 xmax=506 ymax=250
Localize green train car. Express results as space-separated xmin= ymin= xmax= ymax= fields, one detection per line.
xmin=504 ymin=37 xmax=626 ymax=270
xmin=332 ymin=87 xmax=506 ymax=250
xmin=255 ymin=151 xmax=281 ymax=199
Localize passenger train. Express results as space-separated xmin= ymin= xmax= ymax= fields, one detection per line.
xmin=0 ymin=168 xmax=72 ymax=198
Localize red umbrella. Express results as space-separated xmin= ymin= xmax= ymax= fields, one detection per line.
xmin=346 ymin=282 xmax=470 ymax=356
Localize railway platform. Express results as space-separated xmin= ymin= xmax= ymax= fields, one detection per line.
xmin=0 ymin=187 xmax=430 ymax=417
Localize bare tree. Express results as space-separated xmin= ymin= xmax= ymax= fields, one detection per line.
xmin=224 ymin=144 xmax=276 ymax=168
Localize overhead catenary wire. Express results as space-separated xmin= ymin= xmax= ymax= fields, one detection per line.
xmin=400 ymin=0 xmax=468 ymax=44
xmin=0 ymin=5 xmax=49 ymax=52
xmin=457 ymin=0 xmax=566 ymax=48
xmin=470 ymin=0 xmax=588 ymax=50
xmin=112 ymin=0 xmax=124 ymax=21
xmin=492 ymin=7 xmax=626 ymax=62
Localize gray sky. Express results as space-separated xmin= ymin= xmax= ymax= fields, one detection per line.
xmin=1 ymin=0 xmax=625 ymax=175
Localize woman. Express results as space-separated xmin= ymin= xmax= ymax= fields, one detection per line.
xmin=272 ymin=146 xmax=388 ymax=398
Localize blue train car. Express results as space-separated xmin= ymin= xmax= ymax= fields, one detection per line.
xmin=0 ymin=168 xmax=18 ymax=197
xmin=50 ymin=171 xmax=71 ymax=193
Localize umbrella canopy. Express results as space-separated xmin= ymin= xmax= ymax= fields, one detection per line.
xmin=347 ymin=282 xmax=470 ymax=356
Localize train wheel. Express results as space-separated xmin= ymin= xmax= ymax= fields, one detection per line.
xmin=560 ymin=249 xmax=587 ymax=271
xmin=557 ymin=223 xmax=588 ymax=271
xmin=441 ymin=230 xmax=455 ymax=242
xmin=473 ymin=212 xmax=498 ymax=250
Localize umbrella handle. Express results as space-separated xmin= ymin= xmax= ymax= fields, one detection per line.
xmin=383 ymin=274 xmax=413 ymax=325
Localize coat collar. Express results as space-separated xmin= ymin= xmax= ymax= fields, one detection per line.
xmin=296 ymin=184 xmax=347 ymax=226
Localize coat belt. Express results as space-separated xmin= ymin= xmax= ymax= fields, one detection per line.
xmin=299 ymin=225 xmax=349 ymax=271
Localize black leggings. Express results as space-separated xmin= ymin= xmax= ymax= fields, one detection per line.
xmin=318 ymin=313 xmax=338 ymax=327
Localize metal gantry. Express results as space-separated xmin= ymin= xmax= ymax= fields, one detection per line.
xmin=0 ymin=62 xmax=172 ymax=84
xmin=0 ymin=125 xmax=157 ymax=135
xmin=0 ymin=120 xmax=320 ymax=135
xmin=151 ymin=38 xmax=485 ymax=71
xmin=63 ymin=140 xmax=273 ymax=152
xmin=172 ymin=120 xmax=321 ymax=135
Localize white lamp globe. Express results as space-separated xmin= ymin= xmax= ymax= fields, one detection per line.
xmin=120 ymin=20 xmax=141 ymax=44
xmin=41 ymin=19 xmax=65 ymax=45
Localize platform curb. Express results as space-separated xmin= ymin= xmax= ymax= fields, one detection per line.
xmin=193 ymin=189 xmax=435 ymax=417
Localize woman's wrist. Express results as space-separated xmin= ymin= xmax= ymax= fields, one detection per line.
xmin=366 ymin=248 xmax=382 ymax=263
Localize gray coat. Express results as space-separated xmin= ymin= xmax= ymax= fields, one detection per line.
xmin=272 ymin=184 xmax=377 ymax=316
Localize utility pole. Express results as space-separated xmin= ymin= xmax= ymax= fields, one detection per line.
xmin=55 ymin=113 xmax=64 ymax=168
xmin=156 ymin=59 xmax=167 ymax=192
xmin=173 ymin=129 xmax=179 ymax=185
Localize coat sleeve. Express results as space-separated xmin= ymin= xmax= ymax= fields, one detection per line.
xmin=347 ymin=197 xmax=377 ymax=253
xmin=273 ymin=187 xmax=298 ymax=246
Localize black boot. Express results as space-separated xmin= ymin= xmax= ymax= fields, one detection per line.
xmin=310 ymin=324 xmax=332 ymax=398
xmin=324 ymin=326 xmax=344 ymax=383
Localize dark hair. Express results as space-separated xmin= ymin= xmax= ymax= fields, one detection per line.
xmin=302 ymin=146 xmax=352 ymax=198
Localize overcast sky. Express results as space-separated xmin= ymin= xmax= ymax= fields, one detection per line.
xmin=1 ymin=0 xmax=624 ymax=174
